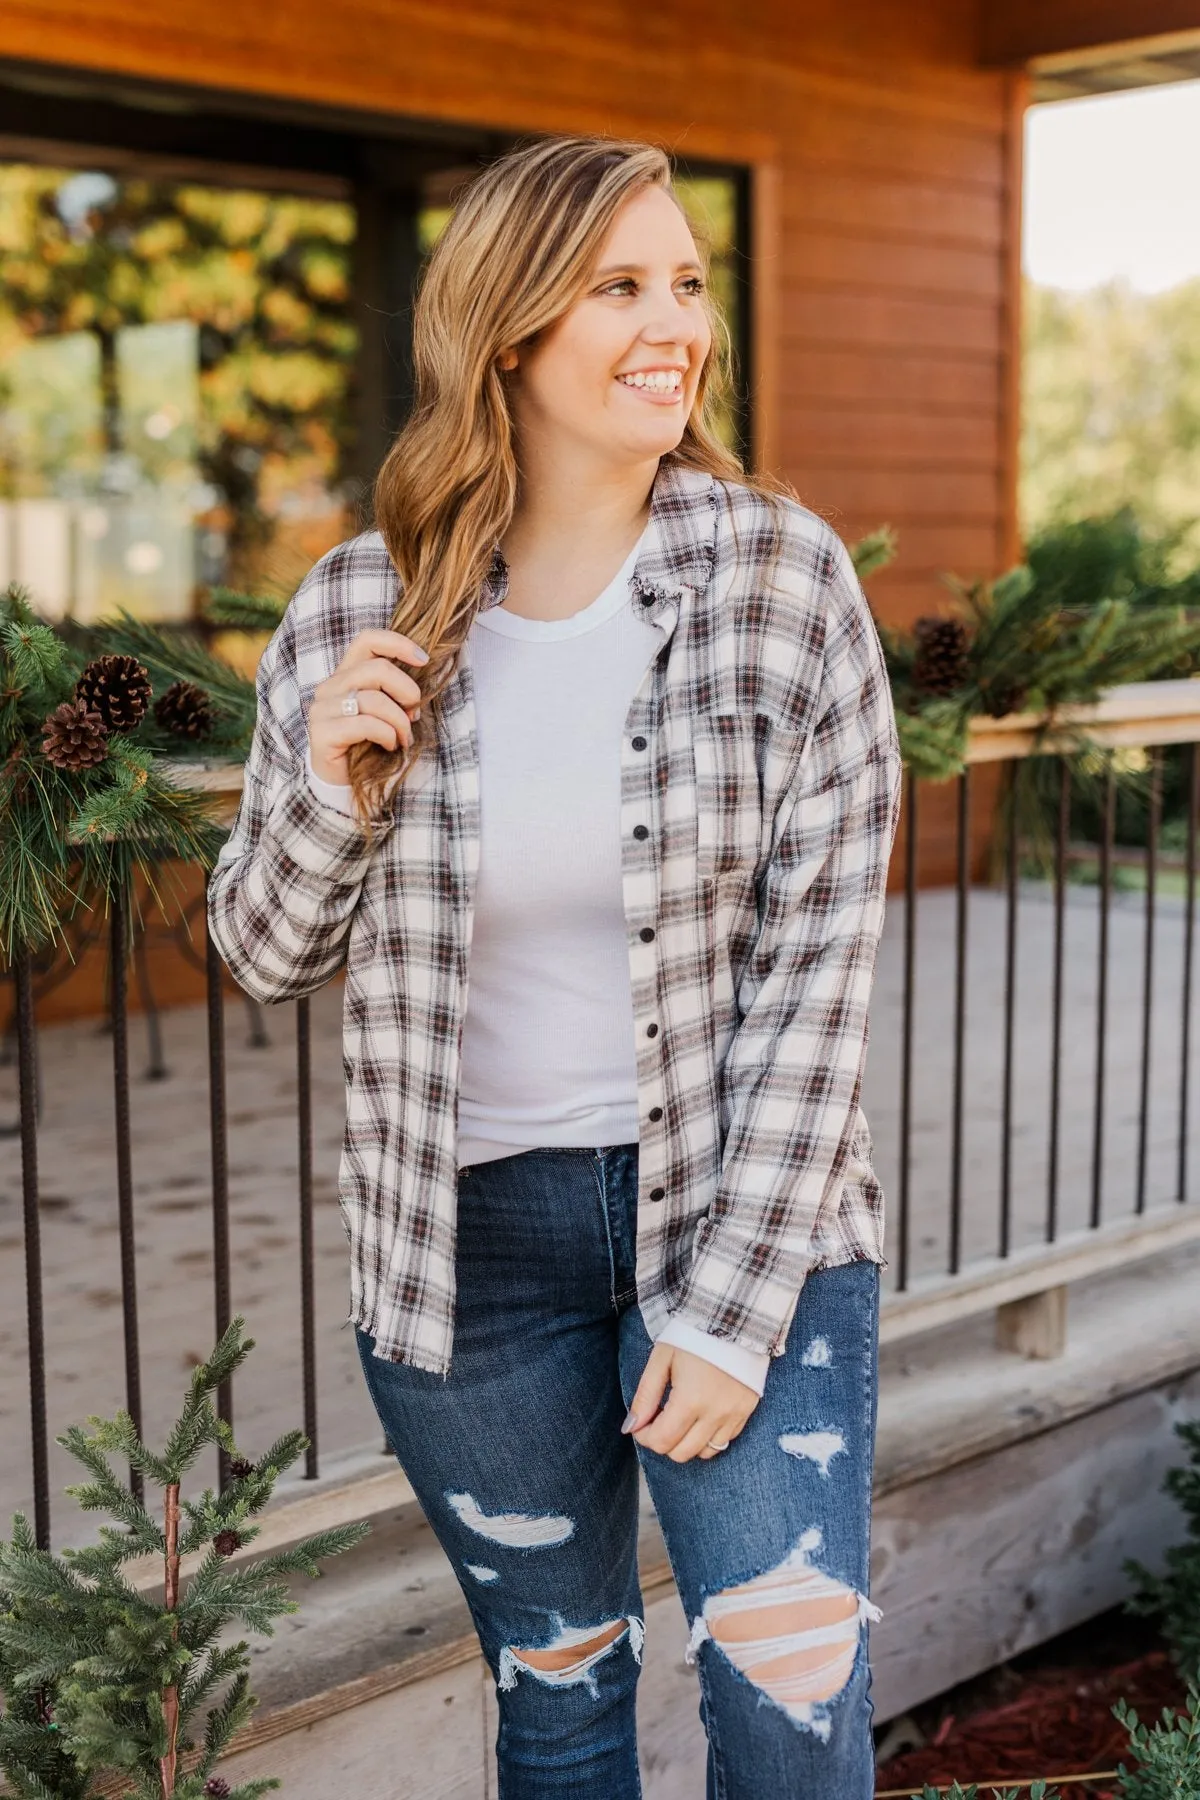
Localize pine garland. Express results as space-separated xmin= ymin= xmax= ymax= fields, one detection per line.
xmin=0 ymin=1319 xmax=368 ymax=1800
xmin=0 ymin=586 xmax=229 ymax=964
xmin=849 ymin=519 xmax=1200 ymax=784
xmin=6 ymin=511 xmax=1199 ymax=964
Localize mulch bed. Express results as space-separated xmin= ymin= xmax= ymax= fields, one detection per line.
xmin=876 ymin=1649 xmax=1182 ymax=1795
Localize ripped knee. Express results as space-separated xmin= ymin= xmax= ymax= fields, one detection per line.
xmin=687 ymin=1530 xmax=878 ymax=1737
xmin=517 ymin=1619 xmax=628 ymax=1673
xmin=499 ymin=1616 xmax=644 ymax=1692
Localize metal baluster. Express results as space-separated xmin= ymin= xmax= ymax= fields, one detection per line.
xmin=206 ymin=909 xmax=232 ymax=1486
xmin=297 ymin=998 xmax=319 ymax=1478
xmin=999 ymin=766 xmax=1019 ymax=1258
xmin=949 ymin=769 xmax=970 ymax=1276
xmin=1090 ymin=767 xmax=1115 ymax=1230
xmin=110 ymin=898 xmax=144 ymax=1501
xmin=897 ymin=772 xmax=918 ymax=1293
xmin=15 ymin=952 xmax=50 ymax=1549
xmin=1046 ymin=760 xmax=1069 ymax=1242
xmin=132 ymin=927 xmax=167 ymax=1081
xmin=1180 ymin=743 xmax=1199 ymax=1203
xmin=1136 ymin=748 xmax=1161 ymax=1213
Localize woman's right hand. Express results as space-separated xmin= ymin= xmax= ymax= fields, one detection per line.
xmin=308 ymin=629 xmax=430 ymax=785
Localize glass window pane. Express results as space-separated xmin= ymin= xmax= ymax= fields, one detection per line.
xmin=0 ymin=162 xmax=357 ymax=623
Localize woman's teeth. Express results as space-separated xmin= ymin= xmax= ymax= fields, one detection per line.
xmin=618 ymin=371 xmax=682 ymax=392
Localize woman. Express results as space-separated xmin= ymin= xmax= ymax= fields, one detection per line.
xmin=209 ymin=135 xmax=901 ymax=1799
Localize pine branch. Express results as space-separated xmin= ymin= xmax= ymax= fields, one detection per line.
xmin=155 ymin=1320 xmax=252 ymax=1489
xmin=177 ymin=1641 xmax=249 ymax=1736
xmin=204 ymin=587 xmax=287 ymax=632
xmin=242 ymin=1431 xmax=307 ymax=1489
xmin=893 ymin=701 xmax=970 ymax=784
xmin=161 ymin=1482 xmax=182 ymax=1799
xmin=87 ymin=1412 xmax=177 ymax=1491
xmin=61 ymin=1424 xmax=165 ymax=1546
xmin=176 ymin=1556 xmax=297 ymax=1637
xmin=251 ymin=1524 xmax=371 ymax=1580
xmin=64 ymin=1528 xmax=166 ymax=1581
xmin=848 ymin=525 xmax=898 ymax=584
xmin=0 ymin=619 xmax=71 ymax=707
xmin=196 ymin=1668 xmax=255 ymax=1775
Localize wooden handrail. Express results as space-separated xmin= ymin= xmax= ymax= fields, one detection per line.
xmin=166 ymin=680 xmax=1200 ymax=796
xmin=966 ymin=677 xmax=1200 ymax=763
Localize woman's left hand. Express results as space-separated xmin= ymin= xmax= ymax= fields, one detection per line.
xmin=625 ymin=1344 xmax=759 ymax=1464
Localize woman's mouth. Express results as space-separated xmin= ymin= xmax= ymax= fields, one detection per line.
xmin=617 ymin=369 xmax=684 ymax=398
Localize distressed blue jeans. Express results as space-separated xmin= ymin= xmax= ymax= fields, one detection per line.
xmin=356 ymin=1143 xmax=880 ymax=1798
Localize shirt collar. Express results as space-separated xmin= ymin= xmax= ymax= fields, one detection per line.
xmin=479 ymin=459 xmax=718 ymax=617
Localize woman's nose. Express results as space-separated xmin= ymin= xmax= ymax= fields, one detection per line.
xmin=640 ymin=304 xmax=699 ymax=349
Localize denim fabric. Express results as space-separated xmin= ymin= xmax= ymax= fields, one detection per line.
xmin=356 ymin=1144 xmax=880 ymax=1799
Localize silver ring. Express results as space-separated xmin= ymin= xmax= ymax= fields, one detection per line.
xmin=705 ymin=1439 xmax=731 ymax=1453
xmin=340 ymin=691 xmax=360 ymax=717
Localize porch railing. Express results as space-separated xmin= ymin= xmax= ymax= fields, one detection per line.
xmin=7 ymin=679 xmax=1200 ymax=1552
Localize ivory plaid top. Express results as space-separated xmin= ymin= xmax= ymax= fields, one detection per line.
xmin=207 ymin=460 xmax=902 ymax=1376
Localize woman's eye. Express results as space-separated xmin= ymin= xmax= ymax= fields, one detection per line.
xmin=679 ymin=277 xmax=705 ymax=296
xmin=600 ymin=278 xmax=637 ymax=297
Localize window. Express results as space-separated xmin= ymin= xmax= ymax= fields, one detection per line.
xmin=0 ymin=163 xmax=357 ymax=622
xmin=0 ymin=131 xmax=750 ymax=627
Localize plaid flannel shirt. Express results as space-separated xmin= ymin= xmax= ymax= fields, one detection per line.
xmin=208 ymin=460 xmax=902 ymax=1376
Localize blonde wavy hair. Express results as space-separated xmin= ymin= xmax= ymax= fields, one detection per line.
xmin=351 ymin=133 xmax=751 ymax=821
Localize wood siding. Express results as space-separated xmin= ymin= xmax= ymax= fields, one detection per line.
xmin=0 ymin=0 xmax=1023 ymax=890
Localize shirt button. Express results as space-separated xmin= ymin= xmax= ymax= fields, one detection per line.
xmin=646 ymin=1023 xmax=659 ymax=1037
xmin=633 ymin=824 xmax=649 ymax=841
xmin=648 ymin=1106 xmax=663 ymax=1122
xmin=631 ymin=735 xmax=647 ymax=751
xmin=649 ymin=1185 xmax=666 ymax=1201
xmin=639 ymin=927 xmax=655 ymax=943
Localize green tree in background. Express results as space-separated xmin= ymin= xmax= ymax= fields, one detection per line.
xmin=1022 ymin=276 xmax=1200 ymax=571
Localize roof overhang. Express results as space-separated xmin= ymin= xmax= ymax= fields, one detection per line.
xmin=982 ymin=2 xmax=1200 ymax=100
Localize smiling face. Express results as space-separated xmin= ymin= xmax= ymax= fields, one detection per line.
xmin=503 ymin=183 xmax=714 ymax=474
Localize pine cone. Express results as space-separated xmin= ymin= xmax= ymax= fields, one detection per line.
xmin=911 ymin=616 xmax=971 ymax=698
xmin=154 ymin=679 xmax=216 ymax=741
xmin=41 ymin=699 xmax=110 ymax=771
xmin=75 ymin=654 xmax=152 ymax=734
xmin=213 ymin=1528 xmax=243 ymax=1558
xmin=981 ymin=679 xmax=1029 ymax=719
xmin=203 ymin=1781 xmax=232 ymax=1798
xmin=228 ymin=1457 xmax=255 ymax=1479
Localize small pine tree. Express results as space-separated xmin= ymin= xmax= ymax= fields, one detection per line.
xmin=0 ymin=1319 xmax=369 ymax=1799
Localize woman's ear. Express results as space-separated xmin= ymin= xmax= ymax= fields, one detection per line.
xmin=497 ymin=348 xmax=519 ymax=372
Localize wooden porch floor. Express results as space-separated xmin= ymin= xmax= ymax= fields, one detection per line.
xmin=0 ymin=877 xmax=1193 ymax=1540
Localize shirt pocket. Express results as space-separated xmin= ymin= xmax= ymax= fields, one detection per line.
xmin=692 ymin=713 xmax=764 ymax=885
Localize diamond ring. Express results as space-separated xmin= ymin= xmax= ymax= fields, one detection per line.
xmin=340 ymin=692 xmax=360 ymax=717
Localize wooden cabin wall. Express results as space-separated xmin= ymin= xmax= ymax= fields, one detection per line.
xmin=0 ymin=0 xmax=1019 ymax=1018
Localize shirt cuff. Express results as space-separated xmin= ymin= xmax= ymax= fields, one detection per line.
xmin=304 ymin=745 xmax=356 ymax=817
xmin=655 ymin=1318 xmax=771 ymax=1397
